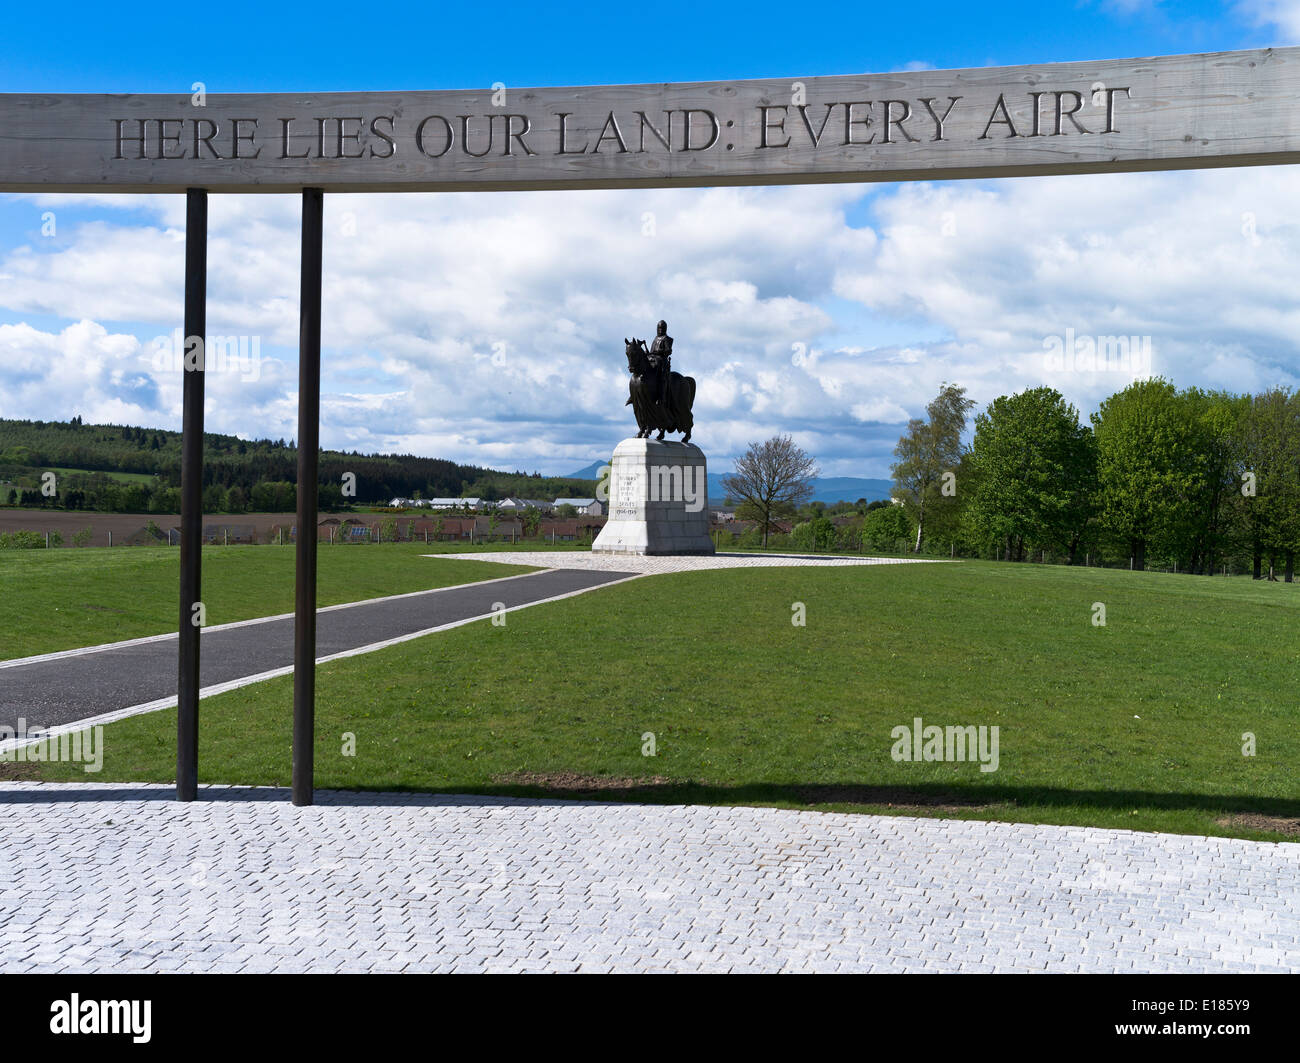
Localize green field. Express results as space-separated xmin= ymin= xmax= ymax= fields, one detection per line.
xmin=45 ymin=466 xmax=160 ymax=486
xmin=0 ymin=543 xmax=537 ymax=659
xmin=13 ymin=556 xmax=1299 ymax=842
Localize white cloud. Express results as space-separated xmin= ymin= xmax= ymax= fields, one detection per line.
xmin=2 ymin=164 xmax=1300 ymax=481
xmin=833 ymin=168 xmax=1300 ymax=424
xmin=1237 ymin=1 xmax=1300 ymax=42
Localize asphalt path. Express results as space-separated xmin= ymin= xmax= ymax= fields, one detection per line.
xmin=0 ymin=567 xmax=635 ymax=731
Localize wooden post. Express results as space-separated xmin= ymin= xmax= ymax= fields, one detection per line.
xmin=292 ymin=188 xmax=323 ymax=808
xmin=177 ymin=188 xmax=206 ymax=802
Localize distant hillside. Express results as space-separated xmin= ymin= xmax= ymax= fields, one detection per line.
xmin=0 ymin=417 xmax=597 ymax=514
xmin=802 ymin=476 xmax=894 ymax=505
xmin=567 ymin=460 xmax=608 ymax=481
xmin=707 ymin=473 xmax=893 ymax=506
xmin=565 ymin=459 xmax=892 ymax=506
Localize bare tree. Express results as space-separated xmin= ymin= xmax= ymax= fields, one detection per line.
xmin=722 ymin=435 xmax=819 ymax=547
xmin=891 ymin=382 xmax=975 ymax=552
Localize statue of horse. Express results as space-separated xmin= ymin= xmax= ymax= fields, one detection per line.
xmin=624 ymin=337 xmax=695 ymax=443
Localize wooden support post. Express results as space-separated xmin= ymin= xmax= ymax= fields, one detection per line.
xmin=177 ymin=188 xmax=206 ymax=802
xmin=292 ymin=188 xmax=323 ymax=808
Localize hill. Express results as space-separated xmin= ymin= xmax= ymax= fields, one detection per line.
xmin=0 ymin=417 xmax=597 ymax=514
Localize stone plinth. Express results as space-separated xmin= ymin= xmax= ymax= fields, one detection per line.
xmin=591 ymin=438 xmax=715 ymax=556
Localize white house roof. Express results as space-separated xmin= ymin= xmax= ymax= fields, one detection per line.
xmin=553 ymin=498 xmax=597 ymax=507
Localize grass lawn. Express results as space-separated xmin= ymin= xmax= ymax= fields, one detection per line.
xmin=18 ymin=558 xmax=1300 ymax=842
xmin=0 ymin=542 xmax=538 ymax=659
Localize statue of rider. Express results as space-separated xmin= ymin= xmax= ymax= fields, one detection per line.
xmin=647 ymin=319 xmax=673 ymax=413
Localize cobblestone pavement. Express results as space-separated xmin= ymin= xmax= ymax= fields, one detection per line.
xmin=437 ymin=550 xmax=948 ymax=574
xmin=1 ymin=783 xmax=1295 ymax=973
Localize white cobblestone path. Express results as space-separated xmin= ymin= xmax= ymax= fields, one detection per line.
xmin=1 ymin=783 xmax=1295 ymax=973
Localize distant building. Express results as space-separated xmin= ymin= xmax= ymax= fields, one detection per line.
xmin=538 ymin=516 xmax=604 ymax=541
xmin=553 ymin=497 xmax=602 ymax=516
xmin=202 ymin=523 xmax=255 ymax=544
xmin=497 ymin=497 xmax=554 ymax=514
xmin=426 ymin=497 xmax=481 ymax=511
xmin=120 ymin=523 xmax=172 ymax=547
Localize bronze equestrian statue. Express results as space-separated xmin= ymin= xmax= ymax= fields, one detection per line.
xmin=623 ymin=320 xmax=696 ymax=443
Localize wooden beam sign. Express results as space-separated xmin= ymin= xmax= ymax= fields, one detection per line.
xmin=2 ymin=46 xmax=1298 ymax=193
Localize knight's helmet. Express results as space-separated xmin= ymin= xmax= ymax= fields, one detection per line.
xmin=657 ymin=319 xmax=668 ymax=336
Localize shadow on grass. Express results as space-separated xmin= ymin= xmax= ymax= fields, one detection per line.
xmin=714 ymin=551 xmax=937 ymax=563
xmin=2 ymin=777 xmax=1297 ymax=825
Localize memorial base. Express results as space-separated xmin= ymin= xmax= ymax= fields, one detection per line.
xmin=591 ymin=438 xmax=715 ymax=556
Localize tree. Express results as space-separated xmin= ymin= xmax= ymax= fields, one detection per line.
xmin=1179 ymin=388 xmax=1249 ymax=575
xmin=1092 ymin=379 xmax=1219 ymax=571
xmin=1238 ymin=388 xmax=1300 ymax=580
xmin=792 ymin=516 xmax=835 ymax=552
xmin=964 ymin=387 xmax=1097 ymax=563
xmin=202 ymin=484 xmax=227 ymax=513
xmin=721 ymin=435 xmax=819 ymax=547
xmin=861 ymin=503 xmax=913 ymax=551
xmin=891 ymin=382 xmax=975 ymax=552
xmin=521 ymin=505 xmax=542 ymax=537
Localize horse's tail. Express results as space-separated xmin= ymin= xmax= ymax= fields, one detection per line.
xmin=668 ymin=375 xmax=695 ymax=432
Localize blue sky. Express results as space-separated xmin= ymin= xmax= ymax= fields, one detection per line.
xmin=1 ymin=0 xmax=1297 ymax=478
xmin=0 ymin=1 xmax=1277 ymax=93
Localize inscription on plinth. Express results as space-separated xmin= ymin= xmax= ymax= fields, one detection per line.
xmin=592 ymin=438 xmax=715 ymax=556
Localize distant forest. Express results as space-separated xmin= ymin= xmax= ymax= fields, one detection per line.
xmin=0 ymin=417 xmax=596 ymax=514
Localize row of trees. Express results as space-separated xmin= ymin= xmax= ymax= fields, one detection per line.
xmin=785 ymin=503 xmax=912 ymax=553
xmin=4 ymin=478 xmax=314 ymax=514
xmin=891 ymin=379 xmax=1300 ymax=577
